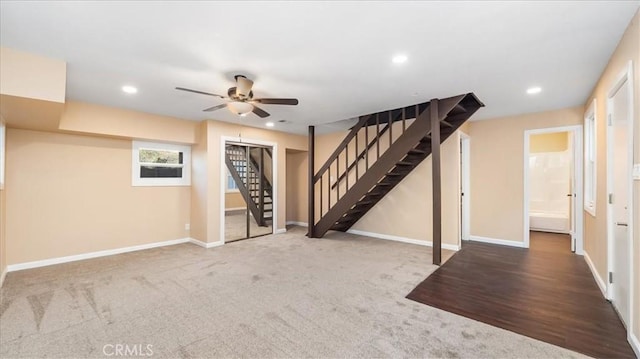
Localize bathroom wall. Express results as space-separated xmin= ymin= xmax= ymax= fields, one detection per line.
xmin=529 ymin=132 xmax=571 ymax=232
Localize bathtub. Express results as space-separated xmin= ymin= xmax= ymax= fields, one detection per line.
xmin=530 ymin=211 xmax=570 ymax=233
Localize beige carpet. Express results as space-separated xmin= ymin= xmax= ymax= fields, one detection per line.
xmin=0 ymin=227 xmax=587 ymax=358
xmin=225 ymin=210 xmax=272 ymax=242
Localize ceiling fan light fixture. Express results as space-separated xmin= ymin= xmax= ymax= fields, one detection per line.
xmin=227 ymin=101 xmax=254 ymax=116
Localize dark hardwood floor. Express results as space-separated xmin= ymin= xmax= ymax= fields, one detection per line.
xmin=407 ymin=232 xmax=635 ymax=359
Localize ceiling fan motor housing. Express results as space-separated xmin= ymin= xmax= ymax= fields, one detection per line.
xmin=228 ymin=87 xmax=254 ymax=101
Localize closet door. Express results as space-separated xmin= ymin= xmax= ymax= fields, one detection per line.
xmin=224 ymin=145 xmax=249 ymax=242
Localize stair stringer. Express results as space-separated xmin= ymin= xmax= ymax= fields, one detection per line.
xmin=313 ymin=95 xmax=464 ymax=237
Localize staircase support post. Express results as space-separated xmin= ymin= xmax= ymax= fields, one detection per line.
xmin=308 ymin=126 xmax=316 ymax=238
xmin=431 ymin=99 xmax=442 ymax=265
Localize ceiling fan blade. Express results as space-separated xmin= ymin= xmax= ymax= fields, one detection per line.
xmin=235 ymin=75 xmax=254 ymax=98
xmin=252 ymin=105 xmax=270 ymax=118
xmin=176 ymin=87 xmax=226 ymax=99
xmin=203 ymin=103 xmax=228 ymax=112
xmin=251 ymin=98 xmax=299 ymax=105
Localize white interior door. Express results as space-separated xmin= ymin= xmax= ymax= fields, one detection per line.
xmin=609 ymin=78 xmax=631 ymax=327
xmin=460 ymin=135 xmax=470 ymax=242
xmin=568 ymin=132 xmax=576 ymax=252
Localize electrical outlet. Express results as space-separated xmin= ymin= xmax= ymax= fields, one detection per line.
xmin=185 ymin=223 xmax=190 ymax=231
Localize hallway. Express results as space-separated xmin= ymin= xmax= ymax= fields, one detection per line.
xmin=407 ymin=232 xmax=635 ymax=358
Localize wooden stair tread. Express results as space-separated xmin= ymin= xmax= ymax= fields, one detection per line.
xmin=408 ymin=148 xmax=427 ymax=155
xmin=395 ymin=161 xmax=415 ymax=166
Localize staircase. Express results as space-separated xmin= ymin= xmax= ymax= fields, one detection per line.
xmin=225 ymin=145 xmax=273 ymax=227
xmin=310 ymin=93 xmax=484 ymax=238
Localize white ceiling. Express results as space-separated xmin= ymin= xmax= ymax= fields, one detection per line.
xmin=1 ymin=1 xmax=638 ymax=134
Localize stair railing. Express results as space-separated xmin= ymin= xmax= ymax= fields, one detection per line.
xmin=310 ymin=107 xmax=416 ymax=235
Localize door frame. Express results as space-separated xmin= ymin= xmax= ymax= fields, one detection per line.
xmin=523 ymin=125 xmax=584 ymax=254
xmin=605 ymin=60 xmax=634 ymax=333
xmin=220 ymin=136 xmax=279 ymax=244
xmin=459 ymin=131 xmax=471 ymax=246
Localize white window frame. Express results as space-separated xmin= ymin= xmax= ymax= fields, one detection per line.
xmin=584 ymin=99 xmax=597 ymax=216
xmin=226 ymin=169 xmax=240 ymax=193
xmin=132 ymin=141 xmax=191 ymax=187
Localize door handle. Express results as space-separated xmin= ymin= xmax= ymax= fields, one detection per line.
xmin=616 ymin=222 xmax=628 ymax=227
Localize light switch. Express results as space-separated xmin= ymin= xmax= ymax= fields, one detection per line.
xmin=633 ymin=164 xmax=640 ymax=180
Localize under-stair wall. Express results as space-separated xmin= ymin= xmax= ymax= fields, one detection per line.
xmin=314 ymin=128 xmax=465 ymax=247
xmin=309 ymin=94 xmax=484 ymax=242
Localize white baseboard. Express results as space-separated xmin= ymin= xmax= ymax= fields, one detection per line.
xmin=189 ymin=238 xmax=224 ymax=249
xmin=225 ymin=207 xmax=246 ymax=212
xmin=469 ymin=235 xmax=526 ymax=248
xmin=285 ymin=221 xmax=308 ymax=227
xmin=275 ymin=228 xmax=287 ymax=234
xmin=629 ymin=331 xmax=640 ymax=358
xmin=0 ymin=267 xmax=6 ymax=288
xmin=7 ymin=237 xmax=194 ymax=272
xmin=583 ymin=250 xmax=607 ymax=297
xmin=346 ymin=229 xmax=460 ymax=251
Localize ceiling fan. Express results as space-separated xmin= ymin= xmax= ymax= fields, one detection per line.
xmin=176 ymin=75 xmax=299 ymax=118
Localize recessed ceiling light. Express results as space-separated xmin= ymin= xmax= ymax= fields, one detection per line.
xmin=526 ymin=86 xmax=542 ymax=95
xmin=392 ymin=54 xmax=408 ymax=64
xmin=122 ymin=85 xmax=138 ymax=94
xmin=265 ymin=122 xmax=275 ymax=128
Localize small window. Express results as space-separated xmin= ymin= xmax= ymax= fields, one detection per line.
xmin=584 ymin=100 xmax=596 ymax=216
xmin=132 ymin=141 xmax=191 ymax=186
xmin=226 ymin=170 xmax=239 ymax=192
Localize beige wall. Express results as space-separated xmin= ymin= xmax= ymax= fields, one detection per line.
xmin=584 ymin=9 xmax=640 ymax=340
xmin=190 ymin=121 xmax=208 ymax=243
xmin=351 ymin=132 xmax=462 ymax=247
xmin=468 ymin=107 xmax=583 ymax=244
xmin=6 ymin=129 xmax=191 ymax=265
xmin=225 ymin=192 xmax=245 ymax=209
xmin=530 ymin=132 xmax=569 ymax=153
xmin=60 ymin=101 xmax=198 ymax=144
xmin=0 ymin=47 xmax=66 ymax=103
xmin=286 ymin=150 xmax=308 ymax=224
xmin=0 ymin=95 xmax=65 ymax=132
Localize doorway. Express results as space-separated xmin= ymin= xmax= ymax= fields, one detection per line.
xmin=606 ymin=62 xmax=634 ymax=330
xmin=523 ymin=126 xmax=583 ymax=254
xmin=222 ymin=138 xmax=277 ymax=243
xmin=528 ymin=131 xmax=572 ymax=252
